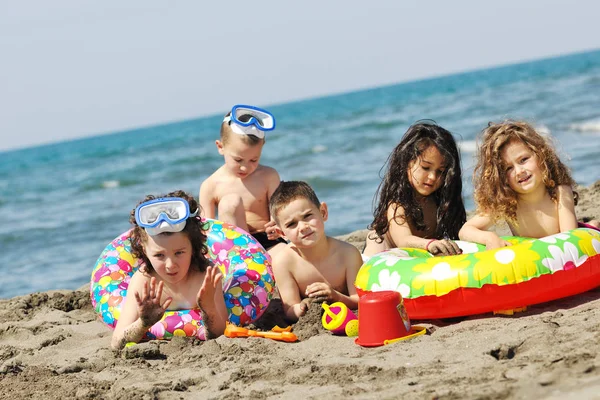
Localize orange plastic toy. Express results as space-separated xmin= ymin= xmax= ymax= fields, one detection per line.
xmin=224 ymin=323 xmax=298 ymax=342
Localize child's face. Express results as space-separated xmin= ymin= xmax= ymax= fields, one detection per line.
xmin=275 ymin=198 xmax=328 ymax=248
xmin=216 ymin=135 xmax=264 ymax=179
xmin=407 ymin=145 xmax=446 ymax=197
xmin=143 ymin=232 xmax=193 ymax=284
xmin=501 ymin=139 xmax=543 ymax=195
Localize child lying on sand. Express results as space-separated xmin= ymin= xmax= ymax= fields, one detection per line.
xmin=269 ymin=181 xmax=361 ymax=322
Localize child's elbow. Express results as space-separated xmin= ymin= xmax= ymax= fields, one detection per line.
xmin=111 ymin=335 xmax=125 ymax=350
xmin=348 ymin=294 xmax=359 ymax=309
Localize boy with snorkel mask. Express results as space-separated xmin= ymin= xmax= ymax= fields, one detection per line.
xmin=200 ymin=105 xmax=286 ymax=254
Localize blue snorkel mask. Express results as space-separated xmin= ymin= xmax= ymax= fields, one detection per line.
xmin=135 ymin=197 xmax=198 ymax=236
xmin=223 ymin=104 xmax=276 ymax=139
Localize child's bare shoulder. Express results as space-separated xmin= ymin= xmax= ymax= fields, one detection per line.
xmin=271 ymin=244 xmax=302 ymax=270
xmin=127 ymin=268 xmax=152 ymax=290
xmin=204 ymin=165 xmax=229 ymax=183
xmin=329 ymin=237 xmax=362 ymax=260
xmin=329 ymin=236 xmax=360 ymax=251
xmin=387 ymin=202 xmax=407 ymax=216
xmin=254 ymin=164 xmax=280 ymax=179
xmin=200 ymin=167 xmax=227 ymax=189
xmin=200 ymin=167 xmax=234 ymax=196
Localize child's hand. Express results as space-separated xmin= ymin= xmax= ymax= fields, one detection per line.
xmin=264 ymin=220 xmax=282 ymax=240
xmin=135 ymin=277 xmax=173 ymax=327
xmin=427 ymin=239 xmax=462 ymax=256
xmin=484 ymin=232 xmax=511 ymax=250
xmin=293 ymin=298 xmax=311 ymax=319
xmin=196 ymin=266 xmax=224 ymax=312
xmin=305 ymin=282 xmax=335 ymax=302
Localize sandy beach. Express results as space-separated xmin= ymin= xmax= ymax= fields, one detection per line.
xmin=1 ymin=181 xmax=599 ymax=400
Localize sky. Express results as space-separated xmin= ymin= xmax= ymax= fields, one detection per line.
xmin=1 ymin=1 xmax=598 ymax=152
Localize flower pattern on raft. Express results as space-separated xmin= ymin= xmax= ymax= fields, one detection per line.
xmin=570 ymin=228 xmax=600 ymax=255
xmin=539 ymin=232 xmax=570 ymax=244
xmin=472 ymin=242 xmax=541 ymax=285
xmin=372 ymin=249 xmax=418 ymax=267
xmin=370 ymin=269 xmax=411 ymax=298
xmin=541 ymin=242 xmax=588 ymax=272
xmin=594 ymin=239 xmax=600 ymax=254
xmin=455 ymin=240 xmax=480 ymax=254
xmin=410 ymin=255 xmax=471 ymax=296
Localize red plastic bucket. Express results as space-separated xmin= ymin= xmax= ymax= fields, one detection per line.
xmin=355 ymin=290 xmax=413 ymax=347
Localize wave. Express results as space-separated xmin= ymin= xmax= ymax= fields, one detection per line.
xmin=458 ymin=140 xmax=477 ymax=153
xmin=568 ymin=119 xmax=600 ymax=133
xmin=80 ymin=178 xmax=143 ymax=193
xmin=312 ymin=144 xmax=327 ymax=153
xmin=102 ymin=180 xmax=120 ymax=189
xmin=300 ymin=176 xmax=354 ymax=190
xmin=536 ymin=124 xmax=551 ymax=135
xmin=339 ymin=118 xmax=404 ymax=133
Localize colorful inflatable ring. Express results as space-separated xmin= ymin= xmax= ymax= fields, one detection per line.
xmin=355 ymin=228 xmax=600 ymax=319
xmin=90 ymin=219 xmax=276 ymax=340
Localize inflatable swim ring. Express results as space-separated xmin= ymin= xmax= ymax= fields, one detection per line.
xmin=90 ymin=219 xmax=275 ymax=340
xmin=355 ymin=228 xmax=600 ymax=319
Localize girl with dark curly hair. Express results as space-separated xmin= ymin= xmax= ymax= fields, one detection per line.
xmin=111 ymin=190 xmax=227 ymax=349
xmin=459 ymin=121 xmax=599 ymax=249
xmin=363 ymin=122 xmax=466 ymax=257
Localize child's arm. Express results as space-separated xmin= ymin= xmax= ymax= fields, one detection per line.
xmin=459 ymin=214 xmax=511 ymax=250
xmin=265 ymin=168 xmax=281 ymax=199
xmin=556 ymin=185 xmax=578 ymax=232
xmin=264 ymin=169 xmax=282 ymax=240
xmin=199 ymin=178 xmax=217 ymax=219
xmin=111 ymin=275 xmax=172 ymax=349
xmin=272 ymin=250 xmax=308 ymax=322
xmin=387 ymin=204 xmax=461 ymax=255
xmin=305 ymin=244 xmax=361 ymax=309
xmin=196 ymin=266 xmax=227 ymax=339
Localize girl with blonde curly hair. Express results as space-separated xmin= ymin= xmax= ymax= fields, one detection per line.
xmin=459 ymin=121 xmax=599 ymax=249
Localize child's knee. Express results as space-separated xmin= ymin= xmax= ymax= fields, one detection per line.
xmin=218 ymin=194 xmax=244 ymax=214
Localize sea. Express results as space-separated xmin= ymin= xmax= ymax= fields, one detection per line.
xmin=1 ymin=49 xmax=600 ymax=299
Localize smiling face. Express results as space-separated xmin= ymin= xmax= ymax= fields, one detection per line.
xmin=275 ymin=198 xmax=328 ymax=248
xmin=217 ymin=134 xmax=264 ymax=179
xmin=501 ymin=139 xmax=544 ymax=196
xmin=143 ymin=232 xmax=193 ymax=284
xmin=407 ymin=145 xmax=447 ymax=197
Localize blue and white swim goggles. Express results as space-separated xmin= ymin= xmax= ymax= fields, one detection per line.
xmin=135 ymin=197 xmax=198 ymax=236
xmin=223 ymin=104 xmax=276 ymax=139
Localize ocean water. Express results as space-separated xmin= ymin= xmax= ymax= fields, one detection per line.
xmin=1 ymin=50 xmax=600 ymax=299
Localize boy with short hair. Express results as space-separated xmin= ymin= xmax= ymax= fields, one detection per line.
xmin=269 ymin=181 xmax=361 ymax=321
xmin=200 ymin=105 xmax=286 ymax=253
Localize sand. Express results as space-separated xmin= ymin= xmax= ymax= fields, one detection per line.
xmin=1 ymin=182 xmax=599 ymax=400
